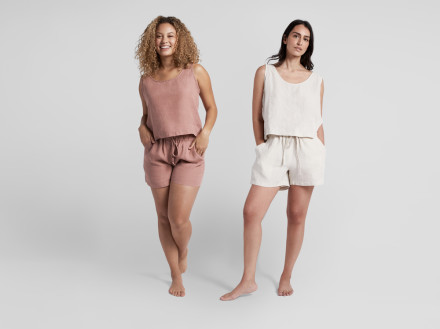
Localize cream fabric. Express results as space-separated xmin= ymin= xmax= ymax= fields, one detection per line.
xmin=262 ymin=64 xmax=323 ymax=140
xmin=251 ymin=135 xmax=325 ymax=189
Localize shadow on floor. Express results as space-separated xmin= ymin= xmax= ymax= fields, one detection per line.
xmin=258 ymin=269 xmax=278 ymax=293
xmin=191 ymin=271 xmax=233 ymax=291
xmin=139 ymin=272 xmax=170 ymax=287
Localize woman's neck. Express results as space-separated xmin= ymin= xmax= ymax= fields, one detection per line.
xmin=159 ymin=56 xmax=176 ymax=70
xmin=281 ymin=55 xmax=303 ymax=71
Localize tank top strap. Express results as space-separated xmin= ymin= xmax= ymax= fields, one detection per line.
xmin=264 ymin=63 xmax=274 ymax=82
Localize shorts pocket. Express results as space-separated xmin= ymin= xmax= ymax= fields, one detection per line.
xmin=192 ymin=147 xmax=204 ymax=159
xmin=316 ymin=137 xmax=325 ymax=149
xmin=255 ymin=142 xmax=266 ymax=152
xmin=144 ymin=141 xmax=154 ymax=152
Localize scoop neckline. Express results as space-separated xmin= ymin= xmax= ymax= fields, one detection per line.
xmin=271 ymin=64 xmax=314 ymax=85
xmin=147 ymin=68 xmax=185 ymax=83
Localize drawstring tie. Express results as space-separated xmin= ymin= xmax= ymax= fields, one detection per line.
xmin=281 ymin=136 xmax=301 ymax=178
xmin=294 ymin=137 xmax=301 ymax=179
xmin=170 ymin=137 xmax=180 ymax=166
xmin=281 ymin=136 xmax=292 ymax=166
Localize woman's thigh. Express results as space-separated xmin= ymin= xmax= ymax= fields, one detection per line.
xmin=167 ymin=184 xmax=200 ymax=223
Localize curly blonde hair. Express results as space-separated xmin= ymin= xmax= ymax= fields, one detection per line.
xmin=135 ymin=16 xmax=200 ymax=76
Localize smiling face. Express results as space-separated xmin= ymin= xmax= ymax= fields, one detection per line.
xmin=283 ymin=24 xmax=310 ymax=57
xmin=155 ymin=23 xmax=177 ymax=58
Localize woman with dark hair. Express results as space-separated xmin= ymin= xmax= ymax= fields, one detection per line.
xmin=221 ymin=20 xmax=325 ymax=301
xmin=135 ymin=16 xmax=217 ymax=297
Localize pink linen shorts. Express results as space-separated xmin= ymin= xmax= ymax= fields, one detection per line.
xmin=143 ymin=134 xmax=205 ymax=188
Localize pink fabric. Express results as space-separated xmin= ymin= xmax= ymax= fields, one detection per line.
xmin=143 ymin=135 xmax=205 ymax=188
xmin=140 ymin=65 xmax=202 ymax=140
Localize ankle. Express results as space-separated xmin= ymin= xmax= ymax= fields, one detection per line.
xmin=241 ymin=276 xmax=256 ymax=284
xmin=280 ymin=272 xmax=291 ymax=280
xmin=171 ymin=272 xmax=182 ymax=280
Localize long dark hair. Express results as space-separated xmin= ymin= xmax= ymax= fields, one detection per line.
xmin=267 ymin=19 xmax=314 ymax=70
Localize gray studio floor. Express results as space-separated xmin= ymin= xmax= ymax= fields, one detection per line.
xmin=1 ymin=258 xmax=438 ymax=329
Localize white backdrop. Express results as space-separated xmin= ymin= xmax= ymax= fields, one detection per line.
xmin=1 ymin=0 xmax=439 ymax=328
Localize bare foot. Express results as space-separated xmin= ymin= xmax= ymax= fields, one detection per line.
xmin=178 ymin=248 xmax=188 ymax=273
xmin=169 ymin=276 xmax=185 ymax=297
xmin=278 ymin=275 xmax=294 ymax=296
xmin=220 ymin=280 xmax=257 ymax=301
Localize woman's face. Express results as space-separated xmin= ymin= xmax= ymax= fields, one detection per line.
xmin=284 ymin=24 xmax=310 ymax=57
xmin=155 ymin=23 xmax=177 ymax=58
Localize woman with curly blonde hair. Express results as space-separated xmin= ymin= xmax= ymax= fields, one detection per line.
xmin=135 ymin=16 xmax=218 ymax=297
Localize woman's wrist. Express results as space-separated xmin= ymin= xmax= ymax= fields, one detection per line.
xmin=200 ymin=127 xmax=211 ymax=136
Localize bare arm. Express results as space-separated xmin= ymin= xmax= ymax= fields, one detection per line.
xmin=316 ymin=79 xmax=325 ymax=145
xmin=190 ymin=64 xmax=218 ymax=155
xmin=252 ymin=65 xmax=266 ymax=145
xmin=138 ymin=77 xmax=155 ymax=145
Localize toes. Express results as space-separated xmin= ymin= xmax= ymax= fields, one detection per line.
xmin=221 ymin=294 xmax=231 ymax=301
xmin=280 ymin=289 xmax=293 ymax=296
xmin=170 ymin=289 xmax=184 ymax=297
xmin=220 ymin=293 xmax=232 ymax=301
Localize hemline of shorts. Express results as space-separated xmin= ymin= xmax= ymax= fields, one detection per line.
xmin=251 ymin=181 xmax=324 ymax=190
xmin=147 ymin=180 xmax=202 ymax=189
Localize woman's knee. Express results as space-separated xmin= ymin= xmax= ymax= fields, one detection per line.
xmin=157 ymin=210 xmax=169 ymax=226
xmin=243 ymin=204 xmax=261 ymax=225
xmin=286 ymin=208 xmax=307 ymax=225
xmin=168 ymin=214 xmax=189 ymax=229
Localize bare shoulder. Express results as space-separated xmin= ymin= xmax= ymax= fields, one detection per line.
xmin=254 ymin=65 xmax=267 ymax=84
xmin=192 ymin=63 xmax=208 ymax=76
xmin=256 ymin=64 xmax=266 ymax=76
xmin=139 ymin=75 xmax=145 ymax=89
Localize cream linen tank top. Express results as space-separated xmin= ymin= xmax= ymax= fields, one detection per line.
xmin=262 ymin=64 xmax=323 ymax=140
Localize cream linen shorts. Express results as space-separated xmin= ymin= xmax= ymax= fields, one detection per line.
xmin=250 ymin=135 xmax=325 ymax=190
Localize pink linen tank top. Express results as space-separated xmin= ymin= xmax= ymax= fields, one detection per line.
xmin=140 ymin=65 xmax=202 ymax=140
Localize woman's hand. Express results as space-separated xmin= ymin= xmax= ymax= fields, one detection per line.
xmin=139 ymin=125 xmax=155 ymax=147
xmin=189 ymin=130 xmax=209 ymax=156
xmin=317 ymin=124 xmax=325 ymax=146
